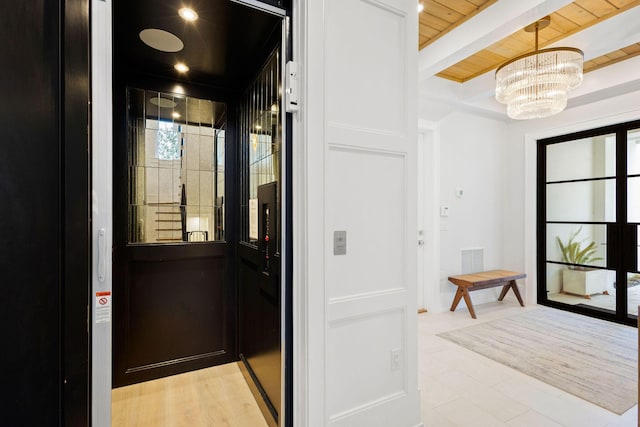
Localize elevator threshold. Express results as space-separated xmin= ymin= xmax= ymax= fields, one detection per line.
xmin=112 ymin=362 xmax=267 ymax=427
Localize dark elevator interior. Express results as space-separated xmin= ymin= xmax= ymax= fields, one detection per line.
xmin=111 ymin=0 xmax=290 ymax=424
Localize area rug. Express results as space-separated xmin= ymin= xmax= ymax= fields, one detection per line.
xmin=437 ymin=308 xmax=638 ymax=414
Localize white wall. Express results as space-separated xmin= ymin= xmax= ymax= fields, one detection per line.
xmin=437 ymin=112 xmax=510 ymax=310
xmin=419 ymin=80 xmax=640 ymax=310
xmin=294 ymin=0 xmax=422 ymax=426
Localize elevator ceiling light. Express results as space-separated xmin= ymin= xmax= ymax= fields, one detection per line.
xmin=178 ymin=7 xmax=198 ymax=22
xmin=149 ymin=97 xmax=177 ymax=108
xmin=174 ymin=62 xmax=190 ymax=73
xmin=495 ymin=16 xmax=583 ymax=120
xmin=139 ymin=28 xmax=184 ymax=52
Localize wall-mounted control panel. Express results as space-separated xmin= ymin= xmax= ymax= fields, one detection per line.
xmin=333 ymin=230 xmax=347 ymax=255
xmin=258 ymin=182 xmax=278 ymax=274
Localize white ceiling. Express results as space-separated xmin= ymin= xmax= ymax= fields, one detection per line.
xmin=418 ymin=0 xmax=640 ymax=122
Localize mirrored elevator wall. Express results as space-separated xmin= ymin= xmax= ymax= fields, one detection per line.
xmin=127 ymin=89 xmax=226 ymax=244
xmin=240 ymin=49 xmax=282 ymax=246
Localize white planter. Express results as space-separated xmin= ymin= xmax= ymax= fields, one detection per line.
xmin=562 ymin=269 xmax=608 ymax=298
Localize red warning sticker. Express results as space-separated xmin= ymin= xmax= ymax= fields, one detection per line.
xmin=95 ymin=291 xmax=111 ymax=323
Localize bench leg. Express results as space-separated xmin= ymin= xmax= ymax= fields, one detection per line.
xmin=510 ymin=280 xmax=525 ymax=307
xmin=450 ymin=287 xmax=463 ymax=312
xmin=498 ymin=283 xmax=510 ymax=301
xmin=451 ymin=287 xmax=477 ymax=319
xmin=497 ymin=280 xmax=525 ymax=307
xmin=462 ymin=288 xmax=476 ymax=319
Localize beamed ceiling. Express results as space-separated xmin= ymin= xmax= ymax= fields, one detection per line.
xmin=418 ymin=0 xmax=640 ymax=119
xmin=421 ymin=0 xmax=640 ymax=83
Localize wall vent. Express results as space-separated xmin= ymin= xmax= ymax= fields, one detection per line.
xmin=461 ymin=248 xmax=484 ymax=274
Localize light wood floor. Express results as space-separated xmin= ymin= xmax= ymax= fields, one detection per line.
xmin=112 ymin=362 xmax=268 ymax=427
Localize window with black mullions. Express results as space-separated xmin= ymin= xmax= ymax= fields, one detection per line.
xmin=538 ymin=119 xmax=640 ymax=325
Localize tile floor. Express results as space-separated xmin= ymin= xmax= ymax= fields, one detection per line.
xmin=418 ymin=296 xmax=638 ymax=427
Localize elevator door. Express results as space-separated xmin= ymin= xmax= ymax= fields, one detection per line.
xmin=112 ymin=89 xmax=235 ymax=387
xmin=237 ymin=48 xmax=283 ymax=423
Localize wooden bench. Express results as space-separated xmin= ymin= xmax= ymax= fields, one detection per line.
xmin=448 ymin=270 xmax=526 ymax=319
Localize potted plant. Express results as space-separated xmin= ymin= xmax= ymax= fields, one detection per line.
xmin=556 ymin=227 xmax=606 ymax=298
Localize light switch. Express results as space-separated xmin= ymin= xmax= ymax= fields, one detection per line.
xmin=440 ymin=206 xmax=449 ymax=217
xmin=334 ymin=230 xmax=347 ymax=255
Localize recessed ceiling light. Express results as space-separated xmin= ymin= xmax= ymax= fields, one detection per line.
xmin=174 ymin=62 xmax=189 ymax=73
xmin=139 ymin=29 xmax=184 ymax=52
xmin=172 ymin=112 xmax=181 ymax=119
xmin=179 ymin=7 xmax=198 ymax=22
xmin=417 ymin=3 xmax=424 ymax=13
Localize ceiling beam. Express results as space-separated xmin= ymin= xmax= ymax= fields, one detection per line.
xmin=418 ymin=0 xmax=574 ymax=80
xmin=419 ymin=6 xmax=640 ymax=120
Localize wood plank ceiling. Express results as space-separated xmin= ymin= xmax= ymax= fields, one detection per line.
xmin=419 ymin=0 xmax=640 ymax=83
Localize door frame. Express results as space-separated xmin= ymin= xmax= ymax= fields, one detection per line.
xmin=524 ymin=111 xmax=640 ymax=312
xmin=417 ymin=120 xmax=440 ymax=312
xmin=536 ymin=119 xmax=640 ymax=326
xmin=90 ymin=1 xmax=293 ymax=426
xmin=90 ymin=0 xmax=113 ymax=425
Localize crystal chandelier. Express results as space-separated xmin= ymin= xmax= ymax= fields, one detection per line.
xmin=495 ymin=16 xmax=583 ymax=120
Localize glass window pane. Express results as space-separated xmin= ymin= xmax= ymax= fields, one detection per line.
xmin=628 ymin=128 xmax=640 ymax=175
xmin=546 ymin=179 xmax=616 ymax=222
xmin=547 ymin=263 xmax=616 ymax=312
xmin=627 ymin=177 xmax=640 ymax=223
xmin=127 ymin=88 xmax=225 ymax=244
xmin=546 ymin=134 xmax=616 ymax=182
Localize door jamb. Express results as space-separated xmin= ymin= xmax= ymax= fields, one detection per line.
xmin=90 ymin=0 xmax=114 ymax=426
xmin=418 ymin=120 xmax=440 ymax=312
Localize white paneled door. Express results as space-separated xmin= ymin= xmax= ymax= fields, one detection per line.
xmin=295 ymin=0 xmax=421 ymax=426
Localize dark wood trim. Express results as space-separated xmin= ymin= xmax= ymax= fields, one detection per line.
xmin=0 ymin=0 xmax=90 ymax=424
xmin=62 ymin=0 xmax=91 ymax=424
xmin=1 ymin=1 xmax=62 ymax=423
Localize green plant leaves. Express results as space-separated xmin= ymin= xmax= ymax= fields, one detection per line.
xmin=556 ymin=226 xmax=604 ymax=268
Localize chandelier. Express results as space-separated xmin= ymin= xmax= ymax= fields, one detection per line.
xmin=495 ymin=16 xmax=583 ymax=120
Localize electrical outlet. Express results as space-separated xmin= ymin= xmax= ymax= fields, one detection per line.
xmin=390 ymin=348 xmax=401 ymax=371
